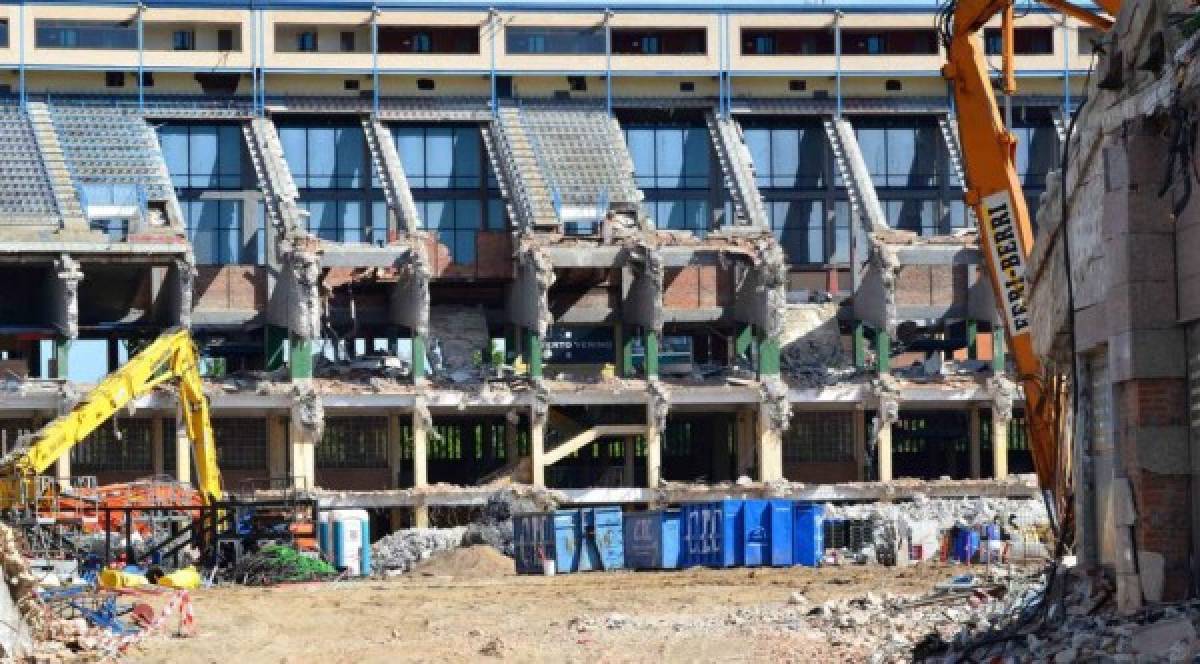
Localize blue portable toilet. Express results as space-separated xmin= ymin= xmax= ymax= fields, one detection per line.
xmin=953 ymin=527 xmax=981 ymax=563
xmin=793 ymin=503 xmax=825 ymax=567
xmin=623 ymin=510 xmax=681 ymax=570
xmin=681 ymin=500 xmax=742 ymax=568
xmin=740 ymin=500 xmax=795 ymax=567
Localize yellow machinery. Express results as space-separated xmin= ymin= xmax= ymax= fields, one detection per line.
xmin=938 ymin=0 xmax=1117 ymax=514
xmin=0 ymin=328 xmax=223 ymax=508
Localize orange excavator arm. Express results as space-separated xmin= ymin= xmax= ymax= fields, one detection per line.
xmin=939 ymin=0 xmax=1117 ymax=495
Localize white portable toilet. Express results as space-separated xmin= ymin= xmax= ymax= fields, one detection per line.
xmin=331 ymin=509 xmax=371 ymax=576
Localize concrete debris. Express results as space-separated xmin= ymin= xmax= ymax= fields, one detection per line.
xmin=428 ymin=305 xmax=490 ymax=373
xmin=625 ymin=236 xmax=665 ymax=333
xmin=988 ymin=374 xmax=1018 ymax=422
xmin=825 ymin=494 xmax=1050 ymax=534
xmin=646 ymin=378 xmax=670 ymax=433
xmin=515 ymin=236 xmax=556 ymax=338
xmin=286 ymin=248 xmax=322 ymax=339
xmin=780 ymin=303 xmax=845 ymax=377
xmin=752 ymin=236 xmax=790 ymax=341
xmin=371 ymin=527 xmax=467 ymax=574
xmin=463 ymin=491 xmax=552 ymax=556
xmin=413 ymin=395 xmax=441 ymax=443
xmin=291 ymin=386 xmax=324 ymax=440
xmin=759 ymin=376 xmax=792 ymax=434
xmin=51 ymin=254 xmax=83 ymax=340
xmin=867 ymin=238 xmax=901 ymax=338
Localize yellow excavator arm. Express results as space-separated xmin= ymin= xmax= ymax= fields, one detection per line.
xmin=940 ymin=0 xmax=1116 ymax=496
xmin=1 ymin=328 xmax=223 ymax=505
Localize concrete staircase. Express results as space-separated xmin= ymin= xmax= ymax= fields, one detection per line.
xmin=705 ymin=111 xmax=769 ymax=229
xmin=823 ymin=116 xmax=888 ymax=232
xmin=243 ymin=116 xmax=306 ymax=240
xmin=492 ymin=105 xmax=562 ymax=232
xmin=361 ymin=117 xmax=421 ymax=235
xmin=24 ymin=102 xmax=85 ymax=229
xmin=937 ymin=114 xmax=969 ymax=193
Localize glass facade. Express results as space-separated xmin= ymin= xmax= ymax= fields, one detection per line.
xmin=625 ymin=123 xmax=713 ymax=235
xmin=391 ymin=124 xmax=504 ymax=263
xmin=158 ymin=123 xmax=259 ymax=265
xmin=36 ymin=20 xmax=137 ymax=49
xmin=277 ymin=120 xmax=385 ymax=244
xmin=506 ymin=27 xmax=605 ymax=54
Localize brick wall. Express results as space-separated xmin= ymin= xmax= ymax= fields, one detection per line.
xmin=193 ymin=266 xmax=265 ymax=311
xmin=662 ymin=265 xmax=734 ymax=309
xmin=1115 ymin=378 xmax=1192 ymax=600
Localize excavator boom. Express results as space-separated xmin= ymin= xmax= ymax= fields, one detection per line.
xmin=940 ymin=0 xmax=1117 ymax=501
xmin=0 ymin=328 xmax=223 ymax=505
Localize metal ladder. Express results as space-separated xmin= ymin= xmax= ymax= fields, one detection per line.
xmin=705 ymin=111 xmax=769 ymax=228
xmin=361 ymin=116 xmax=421 ymax=235
xmin=822 ymin=116 xmax=887 ymax=232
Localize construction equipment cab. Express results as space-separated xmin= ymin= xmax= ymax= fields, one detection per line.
xmin=938 ymin=0 xmax=1117 ymax=509
xmin=0 ymin=328 xmax=223 ymax=509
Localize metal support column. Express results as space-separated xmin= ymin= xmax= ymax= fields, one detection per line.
xmin=371 ymin=6 xmax=380 ymax=116
xmin=834 ymin=11 xmax=843 ymax=118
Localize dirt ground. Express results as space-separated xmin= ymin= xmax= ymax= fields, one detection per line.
xmin=126 ymin=559 xmax=980 ymax=663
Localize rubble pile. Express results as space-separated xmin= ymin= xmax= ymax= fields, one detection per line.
xmin=371 ymin=527 xmax=466 ymax=575
xmin=463 ymin=491 xmax=548 ymax=557
xmin=825 ymin=494 xmax=1050 ymax=532
xmin=0 ymin=524 xmax=113 ymax=660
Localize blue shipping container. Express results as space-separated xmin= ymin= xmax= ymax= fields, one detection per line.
xmin=741 ymin=500 xmax=795 ymax=567
xmin=681 ymin=500 xmax=742 ymax=568
xmin=793 ymin=503 xmax=825 ymax=567
xmin=623 ymin=510 xmax=681 ymax=570
xmin=513 ymin=508 xmax=625 ymax=574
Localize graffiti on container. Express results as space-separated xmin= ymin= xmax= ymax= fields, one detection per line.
xmin=685 ymin=508 xmax=723 ymax=555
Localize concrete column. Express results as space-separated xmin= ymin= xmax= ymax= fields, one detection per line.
xmin=852 ymin=408 xmax=866 ymax=481
xmin=968 ymin=407 xmax=982 ymax=479
xmin=966 ymin=320 xmax=978 ymax=360
xmin=268 ymin=414 xmax=289 ymax=484
xmin=622 ymin=436 xmax=635 ymax=487
xmin=288 ymin=412 xmax=316 ymax=490
xmin=411 ymin=407 xmax=429 ymax=527
xmin=645 ymin=403 xmax=661 ymax=488
xmin=151 ymin=415 xmax=165 ymax=476
xmin=877 ymin=419 xmax=893 ymax=483
xmin=290 ymin=337 xmax=314 ymax=382
xmin=735 ymin=409 xmax=755 ymax=478
xmin=644 ymin=329 xmax=659 ymax=378
xmin=876 ymin=329 xmax=891 ymax=374
xmin=853 ymin=322 xmax=867 ymax=369
xmin=174 ymin=406 xmax=192 ymax=484
xmin=992 ymin=410 xmax=1009 ymax=480
xmin=991 ymin=328 xmax=1006 ymax=373
xmin=530 ymin=409 xmax=545 ymax=488
xmin=756 ymin=405 xmax=783 ymax=482
xmin=503 ymin=413 xmax=519 ymax=465
xmin=52 ymin=339 xmax=72 ymax=489
xmin=526 ymin=329 xmax=543 ymax=380
xmin=265 ymin=325 xmax=288 ymax=371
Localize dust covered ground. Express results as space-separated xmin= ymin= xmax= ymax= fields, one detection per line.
xmin=127 ymin=557 xmax=985 ymax=663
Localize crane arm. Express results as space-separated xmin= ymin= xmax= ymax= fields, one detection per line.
xmin=940 ymin=0 xmax=1116 ymax=493
xmin=2 ymin=328 xmax=223 ymax=504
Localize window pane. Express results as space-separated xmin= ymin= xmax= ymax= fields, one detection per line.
xmin=278 ymin=127 xmax=308 ymax=188
xmin=771 ymin=128 xmax=800 ymax=188
xmin=307 ymin=128 xmax=337 ymax=188
xmin=158 ymin=125 xmax=189 ymax=189
xmin=654 ymin=128 xmax=684 ymax=189
xmin=188 ymin=125 xmax=219 ymax=189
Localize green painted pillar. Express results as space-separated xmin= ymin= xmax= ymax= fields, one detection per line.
xmin=875 ymin=329 xmax=890 ymax=375
xmin=992 ymin=327 xmax=1006 ymax=373
xmin=735 ymin=324 xmax=755 ymax=366
xmin=411 ymin=334 xmax=426 ymax=381
xmin=290 ymin=337 xmax=314 ymax=381
xmin=644 ymin=328 xmax=659 ymax=378
xmin=265 ymin=325 xmax=289 ymax=371
xmin=966 ymin=320 xmax=978 ymax=360
xmin=758 ymin=335 xmax=780 ymax=376
xmin=526 ymin=328 xmax=543 ymax=380
xmin=53 ymin=338 xmax=71 ymax=379
xmin=618 ymin=325 xmax=634 ymax=378
xmin=853 ymin=322 xmax=867 ymax=369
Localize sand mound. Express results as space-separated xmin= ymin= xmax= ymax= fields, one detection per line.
xmin=412 ymin=545 xmax=515 ymax=578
